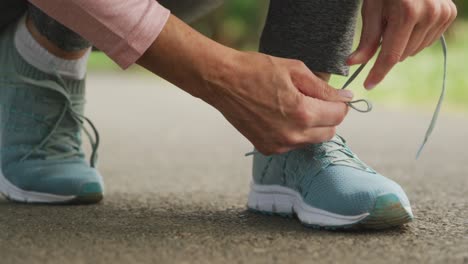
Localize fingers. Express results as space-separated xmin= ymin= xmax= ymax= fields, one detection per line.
xmin=256 ymin=126 xmax=338 ymax=155
xmin=412 ymin=1 xmax=457 ymax=56
xmin=290 ymin=64 xmax=354 ymax=102
xmin=354 ymin=0 xmax=456 ymax=89
xmin=364 ymin=6 xmax=415 ymax=89
xmin=259 ymin=94 xmax=348 ymax=155
xmin=401 ymin=24 xmax=433 ymax=61
xmin=347 ymin=0 xmax=384 ymax=65
xmin=298 ymin=95 xmax=349 ymax=127
xmin=372 ymin=0 xmax=456 ymax=66
xmin=422 ymin=1 xmax=456 ymax=48
xmin=300 ymin=79 xmax=354 ymax=103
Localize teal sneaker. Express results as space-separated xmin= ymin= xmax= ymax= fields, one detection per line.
xmin=248 ymin=135 xmax=413 ymax=230
xmin=0 ymin=22 xmax=103 ymax=204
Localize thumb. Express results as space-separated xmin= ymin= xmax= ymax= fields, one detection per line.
xmin=292 ymin=70 xmax=354 ymax=102
xmin=347 ymin=0 xmax=383 ymax=65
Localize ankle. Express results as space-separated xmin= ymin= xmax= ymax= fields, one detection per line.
xmin=14 ymin=15 xmax=90 ymax=80
xmin=26 ymin=15 xmax=88 ymax=60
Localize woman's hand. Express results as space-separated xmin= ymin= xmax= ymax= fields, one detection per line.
xmin=206 ymin=52 xmax=352 ymax=155
xmin=347 ymin=0 xmax=457 ymax=89
xmin=138 ymin=15 xmax=352 ymax=155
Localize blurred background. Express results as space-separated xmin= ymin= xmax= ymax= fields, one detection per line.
xmin=2 ymin=2 xmax=467 ymax=263
xmin=88 ymin=0 xmax=467 ymax=112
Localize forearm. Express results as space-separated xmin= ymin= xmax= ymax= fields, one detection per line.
xmin=136 ymin=15 xmax=240 ymax=102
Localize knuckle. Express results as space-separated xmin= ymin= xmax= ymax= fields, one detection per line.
xmin=382 ymin=51 xmax=401 ymax=65
xmin=401 ymin=0 xmax=417 ymax=20
xmin=448 ymin=3 xmax=457 ymax=22
xmin=315 ymin=128 xmax=336 ymax=143
xmin=324 ymin=104 xmax=347 ymax=126
xmin=401 ymin=0 xmax=413 ymax=10
xmin=440 ymin=4 xmax=451 ymax=21
xmin=309 ymin=128 xmax=336 ymax=144
xmin=319 ymin=84 xmax=333 ymax=99
xmin=293 ymin=102 xmax=312 ymax=127
xmin=327 ymin=113 xmax=341 ymax=127
xmin=281 ymin=133 xmax=300 ymax=146
xmin=406 ymin=11 xmax=418 ymax=22
xmin=324 ymin=127 xmax=337 ymax=141
xmin=290 ymin=59 xmax=306 ymax=69
xmin=335 ymin=107 xmax=347 ymax=125
xmin=426 ymin=3 xmax=439 ymax=20
xmin=451 ymin=3 xmax=458 ymax=19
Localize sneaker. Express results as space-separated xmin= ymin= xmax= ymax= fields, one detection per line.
xmin=0 ymin=21 xmax=103 ymax=204
xmin=247 ymin=135 xmax=413 ymax=229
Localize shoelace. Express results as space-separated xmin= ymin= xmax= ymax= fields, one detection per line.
xmin=247 ymin=35 xmax=447 ymax=159
xmin=16 ymin=74 xmax=100 ymax=168
xmin=310 ymin=135 xmax=373 ymax=171
xmin=343 ymin=36 xmax=447 ymax=158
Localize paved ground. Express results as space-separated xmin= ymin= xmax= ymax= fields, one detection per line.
xmin=1 ymin=73 xmax=467 ymax=264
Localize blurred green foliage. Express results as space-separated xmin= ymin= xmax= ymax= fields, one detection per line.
xmin=330 ymin=23 xmax=468 ymax=112
xmin=454 ymin=0 xmax=468 ymax=19
xmin=193 ymin=0 xmax=467 ymax=50
xmin=89 ymin=1 xmax=468 ymax=111
xmin=192 ymin=0 xmax=269 ymax=50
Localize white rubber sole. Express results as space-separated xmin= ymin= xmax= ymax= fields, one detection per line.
xmin=247 ymin=183 xmax=413 ymax=229
xmin=0 ymin=171 xmax=76 ymax=203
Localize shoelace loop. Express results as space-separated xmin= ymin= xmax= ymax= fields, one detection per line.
xmin=340 ymin=53 xmax=374 ymax=113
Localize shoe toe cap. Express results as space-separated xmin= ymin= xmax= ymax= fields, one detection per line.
xmin=4 ymin=159 xmax=104 ymax=197
xmin=303 ymin=165 xmax=410 ymax=216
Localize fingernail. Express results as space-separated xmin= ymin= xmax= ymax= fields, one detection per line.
xmin=338 ymin=89 xmax=354 ymax=99
xmin=365 ymin=82 xmax=376 ymax=90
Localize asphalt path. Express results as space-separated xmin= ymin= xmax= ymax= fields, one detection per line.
xmin=1 ymin=73 xmax=467 ymax=264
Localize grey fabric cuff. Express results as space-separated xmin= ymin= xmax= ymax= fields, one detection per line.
xmin=259 ymin=0 xmax=360 ymax=76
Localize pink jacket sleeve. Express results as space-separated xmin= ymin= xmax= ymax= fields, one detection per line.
xmin=28 ymin=0 xmax=171 ymax=69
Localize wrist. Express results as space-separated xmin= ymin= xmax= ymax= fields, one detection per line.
xmin=195 ymin=45 xmax=243 ymax=105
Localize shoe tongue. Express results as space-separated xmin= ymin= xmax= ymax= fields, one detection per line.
xmin=308 ymin=135 xmax=344 ymax=152
xmin=309 ymin=135 xmax=375 ymax=172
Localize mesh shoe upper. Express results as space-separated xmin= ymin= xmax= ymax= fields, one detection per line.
xmin=252 ymin=136 xmax=410 ymax=216
xmin=0 ymin=22 xmax=102 ymax=197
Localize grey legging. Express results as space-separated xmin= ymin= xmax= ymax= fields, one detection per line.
xmin=28 ymin=0 xmax=359 ymax=75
